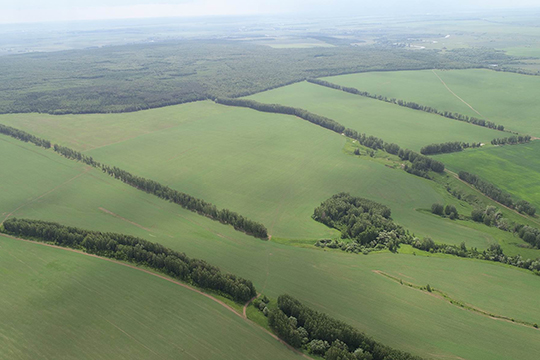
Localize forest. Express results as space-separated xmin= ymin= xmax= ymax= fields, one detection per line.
xmin=0 ymin=42 xmax=518 ymax=115
xmin=1 ymin=218 xmax=257 ymax=302
xmin=267 ymin=294 xmax=423 ymax=360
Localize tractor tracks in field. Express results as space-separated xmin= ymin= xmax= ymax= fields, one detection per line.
xmin=0 ymin=233 xmax=312 ymax=359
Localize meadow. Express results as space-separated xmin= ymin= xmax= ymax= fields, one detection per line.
xmin=0 ymin=236 xmax=303 ymax=360
xmin=1 ymin=137 xmax=540 ymax=360
xmin=247 ymin=81 xmax=503 ymax=151
xmin=324 ymin=69 xmax=540 ymax=137
xmin=0 ymin=102 xmax=514 ymax=251
xmin=437 ymin=141 xmax=540 ymax=210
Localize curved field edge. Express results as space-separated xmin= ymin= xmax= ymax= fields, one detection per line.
xmin=0 ymin=235 xmax=304 ymax=360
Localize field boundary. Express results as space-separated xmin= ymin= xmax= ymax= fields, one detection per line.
xmin=373 ymin=270 xmax=540 ymax=330
xmin=0 ymin=233 xmax=311 ymax=359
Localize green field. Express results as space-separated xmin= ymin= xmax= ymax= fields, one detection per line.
xmin=3 ymin=133 xmax=540 ymax=359
xmin=0 ymin=236 xmax=303 ymax=360
xmin=437 ymin=141 xmax=540 ymax=210
xmin=247 ymin=81 xmax=503 ymax=151
xmin=324 ymin=69 xmax=540 ymax=137
xmin=0 ymin=102 xmax=515 ymax=251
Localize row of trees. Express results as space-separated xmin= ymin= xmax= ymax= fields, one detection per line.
xmin=471 ymin=206 xmax=540 ymax=248
xmin=51 ymin=144 xmax=268 ymax=239
xmin=216 ymin=98 xmax=446 ymax=179
xmin=313 ymin=193 xmax=411 ymax=253
xmin=267 ymin=294 xmax=423 ymax=360
xmin=0 ymin=123 xmax=51 ymax=148
xmin=307 ymin=78 xmax=506 ymax=131
xmin=459 ymin=171 xmax=536 ymax=215
xmin=420 ymin=141 xmax=481 ymax=155
xmin=491 ymin=135 xmax=532 ymax=146
xmin=0 ymin=125 xmax=269 ymax=239
xmin=2 ymin=218 xmax=256 ymax=302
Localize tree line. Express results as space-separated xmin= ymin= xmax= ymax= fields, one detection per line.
xmin=266 ymin=294 xmax=423 ymax=360
xmin=491 ymin=135 xmax=531 ymax=146
xmin=0 ymin=123 xmax=51 ymax=148
xmin=313 ymin=193 xmax=412 ymax=253
xmin=459 ymin=171 xmax=536 ymax=216
xmin=2 ymin=218 xmax=256 ymax=302
xmin=0 ymin=126 xmax=268 ymax=239
xmin=307 ymin=78 xmax=507 ymax=132
xmin=420 ymin=141 xmax=481 ymax=155
xmin=215 ymin=98 xmax=445 ymax=178
xmin=471 ymin=205 xmax=540 ymax=248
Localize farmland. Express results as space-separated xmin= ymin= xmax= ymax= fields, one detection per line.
xmin=0 ymin=102 xmax=514 ymax=250
xmin=324 ymin=69 xmax=540 ymax=137
xmin=437 ymin=141 xmax=540 ymax=210
xmin=1 ymin=137 xmax=540 ymax=359
xmin=247 ymin=81 xmax=503 ymax=151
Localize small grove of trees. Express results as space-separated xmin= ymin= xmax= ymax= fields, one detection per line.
xmin=398 ymin=148 xmax=445 ymax=178
xmin=313 ymin=193 xmax=411 ymax=253
xmin=307 ymin=78 xmax=506 ymax=131
xmin=420 ymin=141 xmax=481 ymax=155
xmin=459 ymin=171 xmax=536 ymax=216
xmin=431 ymin=203 xmax=458 ymax=219
xmin=265 ymin=294 xmax=423 ymax=360
xmin=2 ymin=218 xmax=256 ymax=302
xmin=471 ymin=206 xmax=540 ymax=248
xmin=491 ymin=135 xmax=531 ymax=146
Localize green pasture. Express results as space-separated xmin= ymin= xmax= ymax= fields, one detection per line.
xmin=324 ymin=69 xmax=540 ymax=136
xmin=1 ymin=136 xmax=540 ymax=359
xmin=0 ymin=236 xmax=302 ymax=360
xmin=0 ymin=102 xmax=513 ymax=250
xmin=247 ymin=81 xmax=502 ymax=151
xmin=437 ymin=141 xmax=540 ymax=211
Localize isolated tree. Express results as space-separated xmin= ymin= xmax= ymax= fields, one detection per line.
xmin=431 ymin=203 xmax=444 ymax=215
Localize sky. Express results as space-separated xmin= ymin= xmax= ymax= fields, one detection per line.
xmin=2 ymin=0 xmax=540 ymax=24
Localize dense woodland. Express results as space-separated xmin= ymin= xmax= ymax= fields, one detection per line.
xmin=2 ymin=218 xmax=256 ymax=302
xmin=0 ymin=42 xmax=518 ymax=115
xmin=266 ymin=294 xmax=423 ymax=360
xmin=459 ymin=171 xmax=536 ymax=215
xmin=420 ymin=141 xmax=481 ymax=155
xmin=0 ymin=126 xmax=268 ymax=238
xmin=307 ymin=78 xmax=507 ymax=131
xmin=313 ymin=193 xmax=412 ymax=253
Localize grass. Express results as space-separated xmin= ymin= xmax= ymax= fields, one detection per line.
xmin=0 ymin=101 xmax=512 ymax=250
xmin=324 ymin=69 xmax=540 ymax=137
xmin=437 ymin=141 xmax=540 ymax=211
xmin=2 ymin=135 xmax=540 ymax=359
xmin=0 ymin=236 xmax=303 ymax=360
xmin=247 ymin=81 xmax=503 ymax=151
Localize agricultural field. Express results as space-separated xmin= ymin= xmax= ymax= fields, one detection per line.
xmin=0 ymin=102 xmax=516 ymax=251
xmin=247 ymin=81 xmax=503 ymax=151
xmin=324 ymin=69 xmax=540 ymax=137
xmin=2 ymin=136 xmax=540 ymax=360
xmin=437 ymin=141 xmax=540 ymax=210
xmin=0 ymin=236 xmax=302 ymax=360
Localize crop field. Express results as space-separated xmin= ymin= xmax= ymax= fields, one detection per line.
xmin=1 ymin=126 xmax=540 ymax=360
xmin=0 ymin=102 xmax=514 ymax=250
xmin=0 ymin=236 xmax=302 ymax=360
xmin=247 ymin=81 xmax=503 ymax=150
xmin=436 ymin=141 xmax=540 ymax=210
xmin=324 ymin=69 xmax=540 ymax=136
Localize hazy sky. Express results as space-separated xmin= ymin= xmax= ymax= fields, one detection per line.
xmin=2 ymin=0 xmax=540 ymax=24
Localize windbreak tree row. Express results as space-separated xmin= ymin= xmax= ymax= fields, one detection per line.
xmin=0 ymin=127 xmax=268 ymax=239
xmin=420 ymin=141 xmax=481 ymax=155
xmin=307 ymin=78 xmax=507 ymax=132
xmin=459 ymin=171 xmax=536 ymax=215
xmin=491 ymin=135 xmax=532 ymax=146
xmin=1 ymin=218 xmax=257 ymax=302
